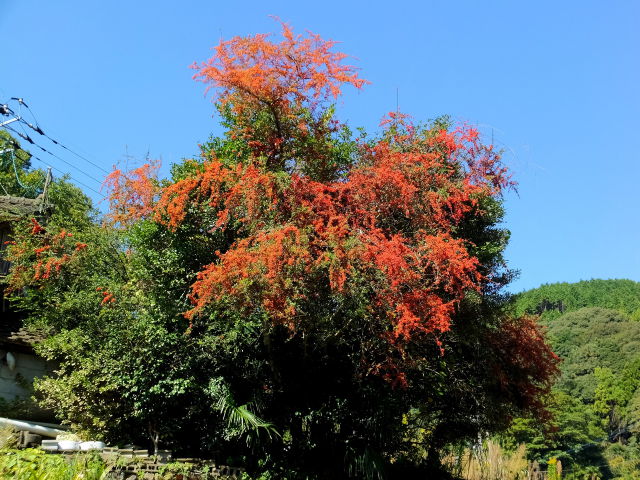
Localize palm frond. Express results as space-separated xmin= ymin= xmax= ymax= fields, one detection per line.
xmin=209 ymin=378 xmax=279 ymax=446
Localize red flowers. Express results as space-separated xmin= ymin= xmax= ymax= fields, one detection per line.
xmin=193 ymin=21 xmax=367 ymax=117
xmin=191 ymin=21 xmax=368 ymax=171
xmin=151 ymin=121 xmax=509 ymax=352
xmin=30 ymin=218 xmax=45 ymax=235
xmin=103 ymin=161 xmax=160 ymax=227
xmin=100 ymin=25 xmax=517 ymax=383
xmin=96 ymin=287 xmax=116 ymax=305
xmin=8 ymin=219 xmax=90 ymax=286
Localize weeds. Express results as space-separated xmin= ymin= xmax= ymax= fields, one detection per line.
xmin=0 ymin=448 xmax=105 ymax=480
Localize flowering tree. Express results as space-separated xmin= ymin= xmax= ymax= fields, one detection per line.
xmin=5 ymin=22 xmax=558 ymax=479
xmin=192 ymin=20 xmax=367 ymax=177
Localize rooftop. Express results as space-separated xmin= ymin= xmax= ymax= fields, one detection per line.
xmin=0 ymin=315 xmax=45 ymax=352
xmin=0 ymin=195 xmax=48 ymax=219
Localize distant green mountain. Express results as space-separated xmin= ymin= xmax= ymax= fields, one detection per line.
xmin=545 ymin=307 xmax=640 ymax=402
xmin=513 ymin=279 xmax=640 ymax=321
xmin=503 ymin=280 xmax=640 ymax=478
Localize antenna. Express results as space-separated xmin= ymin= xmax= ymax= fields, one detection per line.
xmin=122 ymin=145 xmax=136 ymax=170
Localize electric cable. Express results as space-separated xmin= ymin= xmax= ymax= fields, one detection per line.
xmin=2 ymin=125 xmax=106 ymax=198
xmin=0 ymin=135 xmax=41 ymax=194
xmin=3 ymin=124 xmax=104 ymax=187
xmin=10 ymin=98 xmax=36 ymax=124
xmin=0 ymin=102 xmax=15 ymax=116
xmin=18 ymin=117 xmax=109 ymax=174
xmin=1 ymin=98 xmax=111 ymax=204
xmin=27 ymin=153 xmax=105 ymax=198
xmin=10 ymin=150 xmax=42 ymax=194
xmin=10 ymin=98 xmax=109 ymax=174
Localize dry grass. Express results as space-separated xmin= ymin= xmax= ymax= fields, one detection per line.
xmin=0 ymin=424 xmax=19 ymax=449
xmin=444 ymin=440 xmax=529 ymax=480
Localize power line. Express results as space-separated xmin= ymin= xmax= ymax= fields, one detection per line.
xmin=1 ymin=97 xmax=110 ymax=200
xmin=28 ymin=153 xmax=106 ymax=198
xmin=1 ymin=148 xmax=43 ymax=194
xmin=3 ymin=97 xmax=110 ymax=175
xmin=10 ymin=97 xmax=39 ymax=126
xmin=1 ymin=125 xmax=105 ymax=199
xmin=3 ymin=124 xmax=104 ymax=187
xmin=0 ymin=103 xmax=15 ymax=116
xmin=19 ymin=119 xmax=110 ymax=174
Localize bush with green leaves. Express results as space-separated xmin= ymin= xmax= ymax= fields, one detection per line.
xmin=0 ymin=449 xmax=105 ymax=480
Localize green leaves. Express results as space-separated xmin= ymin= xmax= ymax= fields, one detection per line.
xmin=502 ymin=282 xmax=640 ymax=476
xmin=0 ymin=448 xmax=105 ymax=480
xmin=512 ymin=279 xmax=640 ymax=321
xmin=0 ymin=131 xmax=46 ymax=197
xmin=208 ymin=378 xmax=279 ymax=447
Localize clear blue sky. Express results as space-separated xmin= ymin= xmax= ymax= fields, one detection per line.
xmin=1 ymin=1 xmax=638 ymax=292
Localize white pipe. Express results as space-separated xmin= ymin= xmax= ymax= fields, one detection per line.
xmin=29 ymin=420 xmax=69 ymax=431
xmin=0 ymin=417 xmax=66 ymax=438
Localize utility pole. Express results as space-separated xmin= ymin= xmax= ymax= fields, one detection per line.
xmin=0 ymin=103 xmax=21 ymax=128
xmin=0 ymin=117 xmax=20 ymax=128
xmin=39 ymin=167 xmax=52 ymax=209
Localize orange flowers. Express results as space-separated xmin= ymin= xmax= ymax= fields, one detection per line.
xmin=8 ymin=219 xmax=91 ymax=286
xmin=191 ymin=21 xmax=368 ymax=170
xmin=154 ymin=121 xmax=510 ymax=352
xmin=193 ymin=21 xmax=367 ymax=114
xmin=103 ymin=161 xmax=160 ymax=227
xmin=30 ymin=218 xmax=45 ymax=235
xmin=99 ymin=24 xmax=515 ymax=383
xmin=96 ymin=287 xmax=116 ymax=305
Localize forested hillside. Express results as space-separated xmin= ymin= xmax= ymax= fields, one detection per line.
xmin=505 ymin=280 xmax=640 ymax=479
xmin=513 ymin=279 xmax=640 ymax=321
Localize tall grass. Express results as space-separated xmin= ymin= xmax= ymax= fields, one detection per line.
xmin=444 ymin=440 xmax=529 ymax=480
xmin=0 ymin=425 xmax=19 ymax=450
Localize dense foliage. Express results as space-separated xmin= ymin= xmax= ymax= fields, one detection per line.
xmin=0 ymin=130 xmax=46 ymax=198
xmin=513 ymin=279 xmax=640 ymax=321
xmin=504 ymin=280 xmax=640 ymax=479
xmin=0 ymin=448 xmax=105 ymax=480
xmin=0 ymin=131 xmax=96 ymax=229
xmin=4 ymin=24 xmax=558 ymax=479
